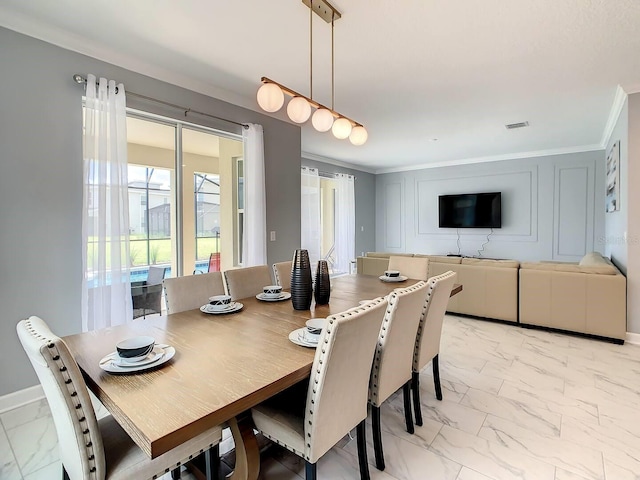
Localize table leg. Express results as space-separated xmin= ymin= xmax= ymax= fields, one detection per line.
xmin=227 ymin=416 xmax=260 ymax=480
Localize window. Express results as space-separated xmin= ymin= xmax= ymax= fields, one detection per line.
xmin=126 ymin=114 xmax=244 ymax=285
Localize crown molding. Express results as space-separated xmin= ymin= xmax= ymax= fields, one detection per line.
xmin=621 ymin=83 xmax=640 ymax=95
xmin=374 ymin=144 xmax=604 ymax=174
xmin=600 ymin=85 xmax=628 ymax=149
xmin=301 ymin=151 xmax=377 ymax=174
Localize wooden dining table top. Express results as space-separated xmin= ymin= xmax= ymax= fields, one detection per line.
xmin=63 ymin=274 xmax=461 ymax=459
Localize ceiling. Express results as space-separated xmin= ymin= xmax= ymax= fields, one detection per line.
xmin=1 ymin=0 xmax=639 ymax=173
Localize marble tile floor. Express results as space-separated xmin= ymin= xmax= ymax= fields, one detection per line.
xmin=3 ymin=314 xmax=640 ymax=480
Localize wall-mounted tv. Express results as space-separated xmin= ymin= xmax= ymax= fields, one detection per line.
xmin=439 ymin=192 xmax=502 ymax=228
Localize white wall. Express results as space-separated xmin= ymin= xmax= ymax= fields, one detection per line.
xmin=376 ymin=151 xmax=605 ymax=262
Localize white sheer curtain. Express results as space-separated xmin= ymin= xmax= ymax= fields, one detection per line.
xmin=242 ymin=123 xmax=267 ymax=266
xmin=334 ymin=173 xmax=355 ymax=275
xmin=81 ymin=74 xmax=132 ymax=331
xmin=301 ymin=167 xmax=321 ymax=266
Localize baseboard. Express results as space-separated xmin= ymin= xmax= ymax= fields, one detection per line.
xmin=626 ymin=332 xmax=640 ymax=345
xmin=0 ymin=385 xmax=44 ymax=414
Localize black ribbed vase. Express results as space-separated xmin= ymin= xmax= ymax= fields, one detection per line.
xmin=314 ymin=260 xmax=331 ymax=305
xmin=290 ymin=249 xmax=313 ymax=310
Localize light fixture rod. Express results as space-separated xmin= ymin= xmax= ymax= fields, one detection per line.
xmin=331 ymin=13 xmax=335 ymax=111
xmin=261 ymin=76 xmax=361 ymax=127
xmin=310 ymin=0 xmax=313 ymax=100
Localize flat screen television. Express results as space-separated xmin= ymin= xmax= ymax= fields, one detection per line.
xmin=439 ymin=192 xmax=502 ymax=228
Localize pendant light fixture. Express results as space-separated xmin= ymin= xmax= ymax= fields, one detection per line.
xmin=256 ymin=0 xmax=367 ymax=145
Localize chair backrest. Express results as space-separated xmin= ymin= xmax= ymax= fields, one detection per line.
xmin=147 ymin=266 xmax=167 ymax=285
xmin=223 ymin=265 xmax=273 ymax=301
xmin=272 ymin=261 xmax=292 ymax=290
xmin=17 ymin=317 xmax=106 ymax=480
xmin=369 ymin=281 xmax=429 ymax=407
xmin=388 ymin=256 xmax=429 ymax=280
xmin=304 ymin=297 xmax=387 ymax=463
xmin=164 ymin=272 xmax=226 ymax=314
xmin=414 ymin=271 xmax=457 ymax=372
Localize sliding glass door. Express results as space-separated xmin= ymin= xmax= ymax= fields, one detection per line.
xmin=126 ymin=113 xmax=243 ymax=311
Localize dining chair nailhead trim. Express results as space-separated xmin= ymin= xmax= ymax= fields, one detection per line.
xmin=24 ymin=319 xmax=100 ymax=479
xmin=369 ymin=281 xmax=426 ymax=407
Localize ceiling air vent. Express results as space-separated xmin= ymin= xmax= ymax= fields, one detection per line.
xmin=505 ymin=121 xmax=529 ymax=130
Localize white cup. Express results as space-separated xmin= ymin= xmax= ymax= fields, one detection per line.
xmin=209 ymin=295 xmax=233 ymax=310
xmin=384 ymin=270 xmax=401 ymax=278
xmin=263 ymin=285 xmax=283 ymax=298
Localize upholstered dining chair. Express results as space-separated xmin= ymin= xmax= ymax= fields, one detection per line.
xmin=17 ymin=316 xmax=222 ymax=480
xmin=223 ymin=265 xmax=273 ymax=301
xmin=164 ymin=272 xmax=226 ymax=314
xmin=411 ymin=270 xmax=457 ymax=426
xmin=368 ymin=281 xmax=430 ymax=471
xmin=272 ymin=261 xmax=292 ymax=290
xmin=251 ymin=298 xmax=388 ymax=480
xmin=387 ymin=256 xmax=429 ymax=281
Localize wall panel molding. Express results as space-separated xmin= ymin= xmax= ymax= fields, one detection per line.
xmin=383 ymin=180 xmax=404 ymax=250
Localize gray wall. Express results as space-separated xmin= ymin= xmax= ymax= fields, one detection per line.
xmin=0 ymin=27 xmax=301 ymax=396
xmin=375 ymin=151 xmax=606 ymax=262
xmin=603 ymin=99 xmax=629 ymax=273
xmin=301 ymin=158 xmax=376 ymax=258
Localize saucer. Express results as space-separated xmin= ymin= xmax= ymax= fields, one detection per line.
xmin=256 ymin=292 xmax=292 ymax=302
xmin=200 ymin=302 xmax=243 ymax=314
xmin=99 ymin=345 xmax=175 ymax=374
xmin=288 ymin=327 xmax=318 ymax=348
xmin=379 ymin=275 xmax=408 ymax=283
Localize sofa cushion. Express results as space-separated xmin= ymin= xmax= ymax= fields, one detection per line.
xmin=461 ymin=258 xmax=519 ymax=268
xmin=365 ymin=252 xmax=414 ymax=259
xmin=415 ymin=255 xmax=462 ymax=265
xmin=520 ymin=261 xmax=618 ymax=275
xmin=579 ymin=251 xmax=608 ymax=266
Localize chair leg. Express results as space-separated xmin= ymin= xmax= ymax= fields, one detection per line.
xmin=411 ymin=371 xmax=423 ymax=426
xmin=402 ymin=381 xmax=415 ymax=434
xmin=356 ymin=419 xmax=371 ymax=480
xmin=432 ymin=354 xmax=443 ymax=401
xmin=62 ymin=465 xmax=70 ymax=480
xmin=305 ymin=460 xmax=317 ymax=480
xmin=204 ymin=444 xmax=221 ymax=480
xmin=171 ymin=467 xmax=181 ymax=479
xmin=371 ymin=405 xmax=385 ymax=471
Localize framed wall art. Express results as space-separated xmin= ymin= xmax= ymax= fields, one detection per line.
xmin=606 ymin=141 xmax=620 ymax=213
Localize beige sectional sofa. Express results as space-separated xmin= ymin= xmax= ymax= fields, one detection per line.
xmin=519 ymin=252 xmax=626 ymax=341
xmin=356 ymin=251 xmax=626 ymax=342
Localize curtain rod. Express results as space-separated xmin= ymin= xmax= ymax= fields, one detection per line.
xmin=303 ymin=166 xmax=356 ymax=180
xmin=73 ymin=74 xmax=249 ymax=130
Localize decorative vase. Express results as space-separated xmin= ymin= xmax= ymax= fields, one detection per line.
xmin=314 ymin=260 xmax=331 ymax=305
xmin=290 ymin=249 xmax=313 ymax=310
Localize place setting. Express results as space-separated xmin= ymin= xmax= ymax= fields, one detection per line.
xmin=99 ymin=336 xmax=176 ymax=374
xmin=289 ymin=318 xmax=325 ymax=348
xmin=200 ymin=294 xmax=244 ymax=314
xmin=379 ymin=269 xmax=408 ymax=283
xmin=256 ymin=285 xmax=292 ymax=302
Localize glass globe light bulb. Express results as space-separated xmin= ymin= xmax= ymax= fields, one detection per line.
xmin=311 ymin=108 xmax=334 ymax=132
xmin=332 ymin=117 xmax=352 ymax=139
xmin=287 ymin=96 xmax=312 ymax=123
xmin=256 ymin=83 xmax=284 ymax=113
xmin=349 ymin=126 xmax=368 ymax=145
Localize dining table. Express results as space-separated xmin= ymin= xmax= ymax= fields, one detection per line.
xmin=64 ymin=274 xmax=462 ymax=480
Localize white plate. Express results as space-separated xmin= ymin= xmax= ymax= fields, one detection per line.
xmin=378 ymin=275 xmax=408 ymax=283
xmin=100 ymin=345 xmax=176 ymax=374
xmin=256 ymin=292 xmax=292 ymax=302
xmin=288 ymin=327 xmax=318 ymax=348
xmin=200 ymin=302 xmax=244 ymax=314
